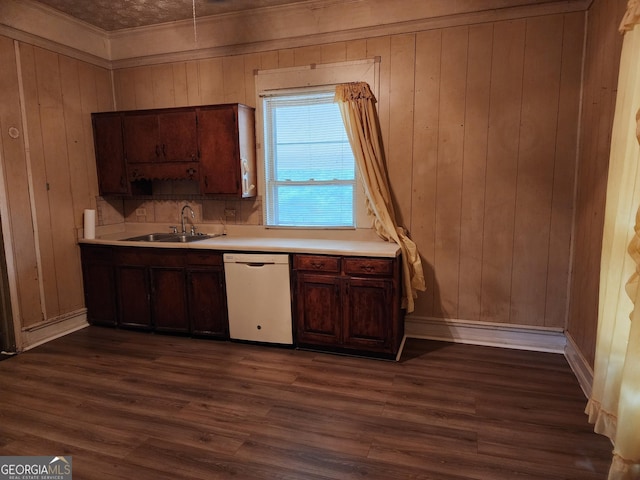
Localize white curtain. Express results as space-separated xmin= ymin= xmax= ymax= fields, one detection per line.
xmin=585 ymin=5 xmax=640 ymax=478
xmin=335 ymin=82 xmax=426 ymax=313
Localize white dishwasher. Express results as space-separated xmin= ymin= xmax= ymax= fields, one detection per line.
xmin=223 ymin=253 xmax=293 ymax=345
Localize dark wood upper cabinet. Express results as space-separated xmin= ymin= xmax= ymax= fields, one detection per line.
xmin=91 ymin=112 xmax=129 ymax=195
xmin=91 ymin=104 xmax=255 ymax=196
xmin=197 ymin=104 xmax=256 ymax=197
xmin=123 ymin=109 xmax=198 ymax=164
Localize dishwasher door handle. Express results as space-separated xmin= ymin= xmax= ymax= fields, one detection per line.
xmin=237 ymin=262 xmax=273 ymax=267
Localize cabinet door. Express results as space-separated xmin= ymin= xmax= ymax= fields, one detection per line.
xmin=116 ymin=264 xmax=152 ymax=329
xmin=123 ymin=113 xmax=160 ymax=164
xmin=80 ymin=246 xmax=117 ymax=326
xmin=151 ymin=266 xmax=189 ymax=333
xmin=198 ymin=106 xmax=241 ymax=195
xmin=92 ymin=113 xmax=129 ymax=195
xmin=188 ymin=268 xmax=228 ymax=338
xmin=295 ymin=273 xmax=342 ymax=346
xmin=158 ymin=110 xmax=198 ymax=163
xmin=343 ymin=277 xmax=393 ymax=351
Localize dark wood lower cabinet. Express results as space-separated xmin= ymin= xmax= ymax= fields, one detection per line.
xmin=114 ymin=248 xmax=188 ymax=332
xmin=80 ymin=245 xmax=402 ymax=357
xmin=116 ymin=261 xmax=152 ymax=329
xmin=80 ymin=245 xmax=118 ymax=327
xmin=293 ymin=254 xmax=403 ymax=359
xmin=80 ymin=245 xmax=227 ymax=338
xmin=186 ymin=251 xmax=228 ymax=339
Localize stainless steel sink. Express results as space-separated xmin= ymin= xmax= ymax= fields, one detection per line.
xmin=157 ymin=234 xmax=215 ymax=243
xmin=123 ymin=232 xmax=221 ymax=243
xmin=124 ymin=233 xmax=177 ymax=242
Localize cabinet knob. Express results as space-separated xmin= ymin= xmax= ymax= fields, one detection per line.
xmin=311 ymin=262 xmax=324 ymax=269
xmin=360 ymin=265 xmax=375 ymax=273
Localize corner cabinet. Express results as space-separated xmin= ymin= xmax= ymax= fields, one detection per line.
xmin=293 ymin=254 xmax=404 ymax=359
xmin=91 ymin=103 xmax=256 ymax=197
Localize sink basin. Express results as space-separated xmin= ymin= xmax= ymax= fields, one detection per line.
xmin=123 ymin=232 xmax=220 ymax=243
xmin=157 ymin=234 xmax=214 ymax=243
xmin=124 ymin=233 xmax=177 ymax=242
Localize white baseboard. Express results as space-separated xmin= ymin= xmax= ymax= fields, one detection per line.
xmin=564 ymin=332 xmax=593 ymax=398
xmin=20 ymin=309 xmax=89 ymax=351
xmin=405 ymin=316 xmax=567 ymax=354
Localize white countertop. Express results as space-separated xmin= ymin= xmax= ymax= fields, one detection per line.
xmin=79 ymin=224 xmax=401 ymax=258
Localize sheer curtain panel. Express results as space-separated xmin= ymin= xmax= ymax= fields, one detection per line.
xmin=586 ymin=4 xmax=640 ymax=478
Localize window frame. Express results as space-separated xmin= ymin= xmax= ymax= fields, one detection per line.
xmin=255 ymin=59 xmax=379 ymax=230
xmin=262 ymin=88 xmax=357 ymax=228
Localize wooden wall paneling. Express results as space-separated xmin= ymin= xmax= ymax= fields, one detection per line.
xmin=480 ymin=20 xmax=525 ymax=324
xmin=94 ymin=64 xmax=114 ymax=112
xmin=198 ymin=57 xmax=224 ymax=105
xmin=243 ymin=53 xmax=262 ymax=108
xmin=568 ymin=4 xmax=599 ymax=355
xmin=58 ymin=54 xmax=89 ymax=312
xmin=345 ymin=39 xmax=367 ymax=61
xmin=171 ymin=63 xmax=189 ymax=107
xmin=277 ymin=49 xmax=294 ymax=68
xmin=18 ymin=44 xmax=58 ymax=322
xmin=77 ymin=64 xmax=103 ymax=203
xmin=510 ymin=16 xmax=563 ymax=327
xmin=133 ymin=67 xmax=155 ymax=109
xmin=59 ymin=55 xmax=91 ymax=225
xmin=459 ymin=24 xmax=493 ymax=322
xmin=546 ymin=12 xmax=584 ymax=329
xmin=385 ymin=34 xmax=415 ymax=230
xmin=259 ymin=51 xmax=279 ymax=71
xmin=365 ymin=36 xmax=391 ymax=161
xmin=567 ymin=0 xmax=625 ymax=367
xmin=184 ymin=61 xmax=201 ymax=107
xmin=113 ymin=68 xmax=137 ymax=111
xmin=151 ymin=63 xmax=177 ymax=107
xmin=34 ymin=47 xmax=84 ymax=315
xmin=411 ymin=30 xmax=441 ymax=317
xmin=568 ymin=0 xmax=602 ymax=362
xmin=222 ymin=55 xmax=246 ymax=104
xmin=434 ymin=26 xmax=468 ymax=319
xmin=0 ymin=36 xmax=42 ymax=327
xmin=292 ymin=45 xmax=322 ymax=66
xmin=320 ymin=42 xmax=347 ymax=63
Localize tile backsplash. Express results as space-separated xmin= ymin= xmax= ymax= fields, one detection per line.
xmin=96 ymin=196 xmax=263 ymax=228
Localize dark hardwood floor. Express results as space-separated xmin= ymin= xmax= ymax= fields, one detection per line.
xmin=0 ymin=327 xmax=611 ymax=479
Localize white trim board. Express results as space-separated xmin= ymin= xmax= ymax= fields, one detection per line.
xmin=564 ymin=331 xmax=593 ymax=398
xmin=20 ymin=309 xmax=88 ymax=351
xmin=405 ymin=316 xmax=567 ymax=354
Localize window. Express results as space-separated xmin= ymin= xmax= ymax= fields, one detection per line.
xmin=263 ymin=90 xmax=356 ymax=227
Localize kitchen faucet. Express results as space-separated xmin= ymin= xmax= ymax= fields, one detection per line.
xmin=181 ymin=204 xmax=195 ymax=234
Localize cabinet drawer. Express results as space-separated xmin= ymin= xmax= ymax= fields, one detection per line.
xmin=186 ymin=251 xmax=223 ymax=266
xmin=80 ymin=245 xmax=113 ymax=265
xmin=116 ymin=248 xmax=184 ymax=267
xmin=294 ymin=254 xmax=340 ymax=273
xmin=343 ymin=257 xmax=394 ymax=277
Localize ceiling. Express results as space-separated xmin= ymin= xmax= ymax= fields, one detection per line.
xmin=31 ymin=0 xmax=311 ymax=31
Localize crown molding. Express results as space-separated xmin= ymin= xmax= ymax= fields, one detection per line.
xmin=1 ymin=0 xmax=590 ymax=69
xmin=0 ymin=0 xmax=110 ymax=65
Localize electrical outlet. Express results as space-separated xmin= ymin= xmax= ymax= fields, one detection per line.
xmin=224 ymin=208 xmax=236 ymax=218
xmin=135 ymin=208 xmax=146 ymax=216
